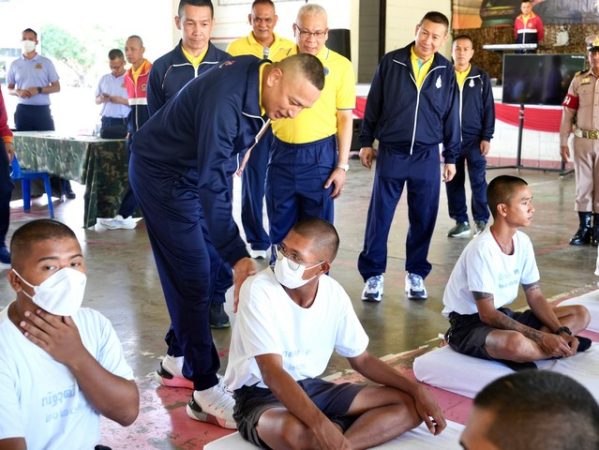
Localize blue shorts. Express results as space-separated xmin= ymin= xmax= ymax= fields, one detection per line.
xmin=233 ymin=378 xmax=364 ymax=448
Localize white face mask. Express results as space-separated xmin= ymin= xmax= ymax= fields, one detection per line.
xmin=21 ymin=40 xmax=36 ymax=54
xmin=13 ymin=268 xmax=86 ymax=316
xmin=274 ymin=254 xmax=321 ymax=289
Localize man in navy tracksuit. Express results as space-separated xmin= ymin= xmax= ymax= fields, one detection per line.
xmin=147 ymin=39 xmax=229 ymax=114
xmin=147 ymin=0 xmax=232 ymax=331
xmin=358 ymin=11 xmax=460 ymax=302
xmin=147 ymin=0 xmax=230 ymax=114
xmin=129 ymin=54 xmax=324 ymax=428
xmin=446 ymin=35 xmax=495 ymax=239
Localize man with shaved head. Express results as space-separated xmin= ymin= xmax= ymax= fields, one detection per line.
xmin=99 ymin=35 xmax=152 ymax=232
xmin=226 ymin=218 xmax=446 ymax=448
xmin=130 ymin=53 xmax=325 ymax=428
xmin=0 ymin=219 xmax=139 ymax=448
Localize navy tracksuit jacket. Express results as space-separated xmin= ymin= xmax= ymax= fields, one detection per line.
xmin=358 ymin=42 xmax=460 ymax=281
xmin=130 ymin=56 xmax=268 ymax=390
xmin=146 ymin=39 xmax=233 ymax=347
xmin=446 ymin=64 xmax=495 ymax=224
xmin=147 ymin=41 xmax=230 ymax=115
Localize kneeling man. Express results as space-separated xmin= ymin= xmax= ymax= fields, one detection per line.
xmin=443 ymin=175 xmax=591 ymax=370
xmin=225 ymin=218 xmax=445 ymax=449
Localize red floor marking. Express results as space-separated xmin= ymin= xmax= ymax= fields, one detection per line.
xmin=99 ymin=307 xmax=599 ymax=447
xmin=100 ymin=378 xmax=234 ymax=449
xmin=327 ymin=354 xmax=474 ymax=426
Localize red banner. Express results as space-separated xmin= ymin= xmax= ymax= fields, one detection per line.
xmin=495 ymin=103 xmax=561 ymax=132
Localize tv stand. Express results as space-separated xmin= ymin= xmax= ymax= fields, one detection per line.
xmin=488 ymin=104 xmax=572 ymax=175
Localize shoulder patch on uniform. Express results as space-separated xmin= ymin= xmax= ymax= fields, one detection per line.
xmin=436 ymin=75 xmax=442 ymax=89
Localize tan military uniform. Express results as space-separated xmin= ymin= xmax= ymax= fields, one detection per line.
xmin=560 ymin=69 xmax=599 ymax=212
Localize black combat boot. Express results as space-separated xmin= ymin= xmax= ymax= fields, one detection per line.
xmin=592 ymin=214 xmax=599 ymax=247
xmin=570 ymin=212 xmax=593 ymax=245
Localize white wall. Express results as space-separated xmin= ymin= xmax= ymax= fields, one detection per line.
xmin=385 ymin=0 xmax=452 ymax=57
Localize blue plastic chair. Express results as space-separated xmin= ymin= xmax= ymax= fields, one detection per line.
xmin=10 ymin=156 xmax=55 ymax=218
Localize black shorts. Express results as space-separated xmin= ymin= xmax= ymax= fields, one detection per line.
xmin=233 ymin=378 xmax=365 ymax=449
xmin=445 ymin=307 xmax=544 ymax=359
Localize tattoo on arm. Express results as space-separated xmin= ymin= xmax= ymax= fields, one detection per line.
xmin=522 ymin=282 xmax=540 ymax=293
xmin=472 ymin=290 xmax=544 ymax=343
xmin=487 ymin=310 xmax=544 ymax=343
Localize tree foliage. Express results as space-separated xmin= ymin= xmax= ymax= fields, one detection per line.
xmin=40 ymin=24 xmax=94 ymax=86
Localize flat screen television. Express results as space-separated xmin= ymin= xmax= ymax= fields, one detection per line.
xmin=502 ymin=54 xmax=586 ymax=105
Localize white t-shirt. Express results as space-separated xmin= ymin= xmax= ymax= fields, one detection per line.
xmin=0 ymin=304 xmax=134 ymax=450
xmin=442 ymin=229 xmax=540 ymax=317
xmin=225 ymin=269 xmax=369 ymax=390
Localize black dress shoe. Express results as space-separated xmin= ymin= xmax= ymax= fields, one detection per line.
xmin=65 ymin=191 xmax=76 ymax=200
xmin=209 ymin=302 xmax=230 ymax=329
xmin=570 ymin=212 xmax=593 ymax=245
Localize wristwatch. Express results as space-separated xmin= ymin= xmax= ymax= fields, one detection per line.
xmin=555 ymin=326 xmax=572 ymax=336
xmin=37 ymin=87 xmax=42 ymax=94
xmin=337 ymin=163 xmax=349 ymax=172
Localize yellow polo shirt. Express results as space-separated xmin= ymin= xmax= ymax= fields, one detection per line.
xmin=181 ymin=46 xmax=208 ymax=69
xmin=131 ymin=59 xmax=150 ymax=85
xmin=272 ymin=46 xmax=356 ymax=144
xmin=455 ymin=65 xmax=471 ymax=88
xmin=259 ymin=63 xmax=266 ymax=116
xmin=227 ymin=32 xmax=295 ymax=62
xmin=410 ymin=46 xmax=434 ymax=89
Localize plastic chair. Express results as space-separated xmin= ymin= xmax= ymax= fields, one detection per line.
xmin=10 ymin=156 xmax=55 ymax=218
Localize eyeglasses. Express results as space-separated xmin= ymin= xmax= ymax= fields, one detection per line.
xmin=294 ymin=25 xmax=328 ymax=40
xmin=276 ymin=244 xmax=322 ymax=271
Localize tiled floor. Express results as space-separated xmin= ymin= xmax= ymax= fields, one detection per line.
xmin=2 ymin=162 xmax=597 ymax=448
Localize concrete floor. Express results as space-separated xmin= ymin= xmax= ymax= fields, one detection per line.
xmin=1 ymin=161 xmax=598 ymax=446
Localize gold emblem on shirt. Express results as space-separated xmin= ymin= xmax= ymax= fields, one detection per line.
xmin=35 ymin=63 xmax=43 ymax=70
xmin=581 ymin=77 xmax=591 ymax=85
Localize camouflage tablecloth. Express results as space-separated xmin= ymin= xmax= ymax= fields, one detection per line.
xmin=12 ymin=132 xmax=128 ymax=228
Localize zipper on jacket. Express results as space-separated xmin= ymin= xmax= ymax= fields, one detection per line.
xmin=395 ymin=60 xmax=445 ymax=154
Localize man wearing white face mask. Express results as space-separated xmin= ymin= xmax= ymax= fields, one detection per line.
xmin=7 ymin=27 xmax=76 ymax=200
xmin=0 ymin=219 xmax=139 ymax=449
xmin=225 ymin=218 xmax=446 ymax=449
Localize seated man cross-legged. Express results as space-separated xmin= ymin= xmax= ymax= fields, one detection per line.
xmin=442 ymin=175 xmax=591 ymax=370
xmin=225 ymin=218 xmax=446 ymax=449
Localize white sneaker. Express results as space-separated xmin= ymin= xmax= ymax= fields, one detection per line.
xmin=248 ymin=248 xmax=268 ymax=259
xmin=361 ymin=275 xmax=384 ymax=302
xmin=186 ymin=378 xmax=237 ymax=429
xmin=98 ymin=215 xmax=137 ymax=230
xmin=153 ymin=355 xmax=193 ymax=390
xmin=405 ymin=273 xmax=427 ymax=300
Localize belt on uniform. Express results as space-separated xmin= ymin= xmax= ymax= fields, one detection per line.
xmin=574 ymin=129 xmax=599 ymax=139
